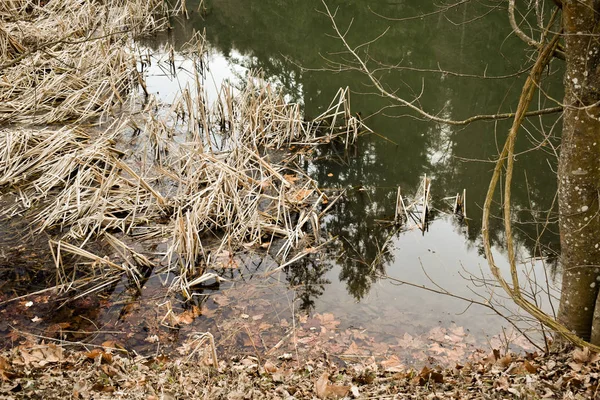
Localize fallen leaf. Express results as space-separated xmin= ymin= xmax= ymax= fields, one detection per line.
xmin=494 ymin=376 xmax=510 ymax=391
xmin=174 ymin=310 xmax=195 ymax=325
xmin=524 ymin=360 xmax=537 ymax=373
xmin=327 ymin=384 xmax=350 ymax=398
xmin=264 ymin=360 xmax=278 ymax=374
xmin=293 ymin=189 xmax=313 ymax=202
xmin=568 ymin=361 xmax=583 ymax=372
xmin=418 ymin=366 xmax=443 ymax=384
xmin=396 ymin=333 xmax=425 ymax=350
xmin=343 ymin=341 xmax=364 ymax=356
xmin=315 ymin=313 xmax=340 ymax=330
xmin=212 ymin=294 xmax=230 ymax=307
xmin=381 ymin=355 xmax=405 ymax=372
xmin=498 ymin=354 xmax=512 ymax=368
xmin=573 ymin=347 xmax=590 ymax=363
xmin=314 ymin=372 xmax=349 ymax=399
xmin=315 ymin=372 xmax=329 ymax=399
xmin=284 ymin=174 xmax=299 ymax=183
xmin=18 ymin=344 xmax=64 ymax=367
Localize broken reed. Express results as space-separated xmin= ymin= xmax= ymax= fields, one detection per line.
xmin=1 ymin=29 xmax=365 ymax=299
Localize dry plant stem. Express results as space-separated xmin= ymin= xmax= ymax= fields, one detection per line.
xmin=0 ymin=0 xmax=170 ymax=124
xmin=321 ymin=0 xmax=563 ymax=126
xmin=482 ymin=31 xmax=600 ymax=351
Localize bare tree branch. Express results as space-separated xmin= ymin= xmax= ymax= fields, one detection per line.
xmin=481 ymin=30 xmax=600 ymax=352
xmin=321 ymin=0 xmax=562 ymax=126
xmin=508 ymin=0 xmax=565 ymax=60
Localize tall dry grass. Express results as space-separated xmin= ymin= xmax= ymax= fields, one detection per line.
xmin=0 ymin=5 xmax=368 ymax=300
xmin=0 ymin=0 xmax=170 ymax=124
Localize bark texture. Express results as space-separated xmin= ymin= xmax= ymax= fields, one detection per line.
xmin=557 ymin=1 xmax=600 ymax=344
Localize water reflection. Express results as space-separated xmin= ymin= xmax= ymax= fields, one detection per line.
xmin=144 ymin=0 xmax=564 ymax=319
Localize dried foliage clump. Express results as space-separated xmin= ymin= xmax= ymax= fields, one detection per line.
xmin=0 ymin=14 xmax=366 ymax=299
xmin=0 ymin=0 xmax=170 ymax=124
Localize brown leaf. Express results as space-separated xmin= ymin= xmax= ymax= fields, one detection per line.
xmin=327 ymin=384 xmax=350 ymax=398
xmin=396 ymin=333 xmax=424 ymax=350
xmin=568 ymin=361 xmax=583 ymax=372
xmin=174 ymin=309 xmax=195 ymax=325
xmin=85 ymin=349 xmax=111 ymax=364
xmin=541 ymin=388 xmax=555 ymax=398
xmin=573 ymin=347 xmax=591 ymax=363
xmin=18 ymin=344 xmax=64 ymax=367
xmin=0 ymin=355 xmax=13 ymax=381
xmin=45 ymin=322 xmax=71 ymax=336
xmin=264 ymin=360 xmax=278 ymax=374
xmin=200 ymin=307 xmax=217 ymax=318
xmin=101 ymin=341 xmax=125 ymax=351
xmin=6 ymin=330 xmax=20 ymax=342
xmin=284 ymin=174 xmax=299 ymax=184
xmin=315 ymin=313 xmax=340 ymax=330
xmin=315 ymin=372 xmax=350 ymax=399
xmin=498 ymin=354 xmax=512 ymax=368
xmin=418 ymin=366 xmax=443 ymax=384
xmin=293 ymin=189 xmax=313 ymax=202
xmin=343 ymin=341 xmax=364 ymax=356
xmin=101 ymin=352 xmax=113 ymax=364
xmin=315 ymin=372 xmax=329 ymax=399
xmin=524 ymin=360 xmax=537 ymax=373
xmin=494 ymin=376 xmax=510 ymax=391
xmin=212 ymin=294 xmax=230 ymax=307
xmin=381 ymin=355 xmax=405 ymax=372
xmin=493 ymin=349 xmax=501 ymax=360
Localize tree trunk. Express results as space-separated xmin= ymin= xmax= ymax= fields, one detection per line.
xmin=557 ymin=1 xmax=600 ymax=344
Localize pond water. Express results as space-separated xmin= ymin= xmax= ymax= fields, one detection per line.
xmin=0 ymin=0 xmax=564 ymax=364
xmin=165 ymin=0 xmax=562 ymax=338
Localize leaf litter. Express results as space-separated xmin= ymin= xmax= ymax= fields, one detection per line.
xmin=1 ymin=339 xmax=600 ymax=399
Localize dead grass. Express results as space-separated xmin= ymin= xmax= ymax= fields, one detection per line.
xmin=0 ymin=8 xmax=369 ymax=300
xmin=0 ymin=0 xmax=170 ymax=124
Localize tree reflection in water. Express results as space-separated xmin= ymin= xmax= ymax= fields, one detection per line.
xmin=144 ymin=0 xmax=563 ymax=315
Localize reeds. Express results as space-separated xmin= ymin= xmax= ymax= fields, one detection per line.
xmin=0 ymin=0 xmax=170 ymax=124
xmin=1 ymin=6 xmax=368 ymax=300
xmin=394 ymin=175 xmax=431 ymax=232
